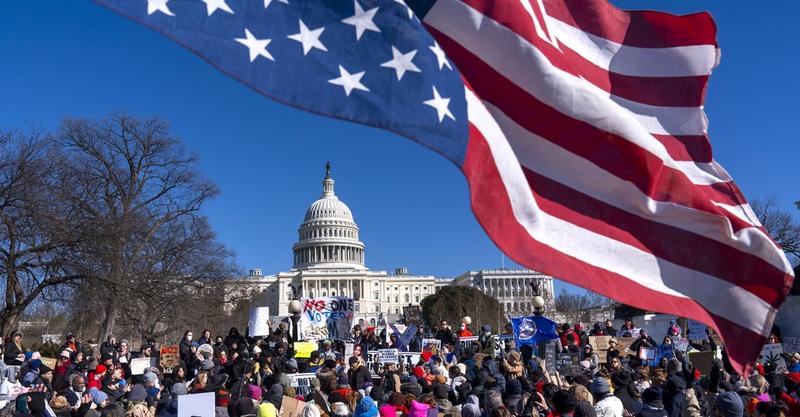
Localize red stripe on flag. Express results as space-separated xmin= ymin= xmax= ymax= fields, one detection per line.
xmin=462 ymin=121 xmax=764 ymax=374
xmin=543 ymin=0 xmax=718 ymax=48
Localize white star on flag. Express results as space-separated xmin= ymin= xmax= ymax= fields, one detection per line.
xmin=287 ymin=20 xmax=327 ymax=56
xmin=329 ymin=65 xmax=369 ymax=96
xmin=429 ymin=40 xmax=452 ymax=70
xmin=146 ymin=0 xmax=174 ymax=16
xmin=394 ymin=0 xmax=413 ymax=19
xmin=235 ymin=29 xmax=274 ymax=62
xmin=202 ymin=0 xmax=234 ymax=15
xmin=342 ymin=0 xmax=381 ymax=41
xmin=380 ymin=46 xmax=420 ymax=81
xmin=424 ymin=86 xmax=454 ymax=122
xmin=263 ymin=0 xmax=288 ymax=9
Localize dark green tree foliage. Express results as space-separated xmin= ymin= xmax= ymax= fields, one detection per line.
xmin=420 ymin=286 xmax=505 ymax=331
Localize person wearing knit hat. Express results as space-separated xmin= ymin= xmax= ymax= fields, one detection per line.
xmin=127 ymin=384 xmax=148 ymax=402
xmin=714 ymin=391 xmax=743 ymax=417
xmin=89 ymin=387 xmax=109 ymax=407
xmin=574 ymin=401 xmax=598 ymax=417
xmin=590 ymin=377 xmax=623 ymax=417
xmin=258 ymin=402 xmax=278 ymax=417
xmin=407 ymin=400 xmax=430 ymax=417
xmin=355 ymin=397 xmax=379 ymax=417
xmin=636 ymin=388 xmax=666 ymax=417
xmin=332 ymin=402 xmax=351 ymax=417
xmin=303 ymin=401 xmax=322 ymax=417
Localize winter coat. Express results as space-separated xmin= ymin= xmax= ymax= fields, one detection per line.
xmin=635 ymin=406 xmax=668 ymax=417
xmin=594 ymin=393 xmax=624 ymax=417
xmin=348 ymin=365 xmax=372 ymax=391
xmin=3 ymin=342 xmax=24 ymax=365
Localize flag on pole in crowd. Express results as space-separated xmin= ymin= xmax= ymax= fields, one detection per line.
xmin=511 ymin=316 xmax=558 ymax=347
xmin=94 ymin=0 xmax=794 ymax=374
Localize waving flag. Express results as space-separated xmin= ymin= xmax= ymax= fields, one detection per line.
xmin=94 ymin=0 xmax=794 ymax=374
xmin=511 ymin=316 xmax=558 ymax=347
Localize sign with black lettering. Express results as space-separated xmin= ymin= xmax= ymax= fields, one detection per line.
xmin=555 ymin=353 xmax=580 ymax=376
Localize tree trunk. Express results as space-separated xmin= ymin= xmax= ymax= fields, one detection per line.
xmin=0 ymin=309 xmax=21 ymax=339
xmin=98 ymin=302 xmax=118 ymax=342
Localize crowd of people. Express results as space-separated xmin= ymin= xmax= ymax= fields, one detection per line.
xmin=0 ymin=318 xmax=798 ymax=417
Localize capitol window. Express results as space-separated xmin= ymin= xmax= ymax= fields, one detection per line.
xmin=404 ymin=294 xmax=409 ymax=303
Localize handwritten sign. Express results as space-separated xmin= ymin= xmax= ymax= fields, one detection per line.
xmin=403 ymin=305 xmax=422 ymax=325
xmin=615 ymin=337 xmax=637 ymax=354
xmin=555 ymin=353 xmax=580 ymax=376
xmin=783 ymin=337 xmax=800 ymax=354
xmin=130 ymin=357 xmax=158 ymax=375
xmin=671 ymin=337 xmax=690 ymax=352
xmin=544 ymin=343 xmax=557 ymax=374
xmin=588 ymin=336 xmax=612 ymax=351
xmin=687 ymin=320 xmax=707 ymax=341
xmin=300 ymin=297 xmax=355 ymax=341
xmin=160 ymin=345 xmax=179 ymax=372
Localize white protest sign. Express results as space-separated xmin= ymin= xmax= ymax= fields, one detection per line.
xmin=248 ymin=307 xmax=271 ymax=337
xmin=299 ymin=297 xmax=355 ymax=341
xmin=287 ymin=373 xmax=316 ymax=397
xmin=618 ymin=328 xmax=641 ymax=338
xmin=759 ymin=343 xmax=788 ymax=373
xmin=178 ymin=391 xmax=215 ymax=417
xmin=130 ymin=357 xmax=157 ymax=375
xmin=687 ymin=320 xmax=707 ymax=341
xmin=671 ymin=337 xmax=690 ymax=352
xmin=378 ymin=349 xmax=399 ymax=364
xmin=459 ymin=336 xmax=479 ymax=350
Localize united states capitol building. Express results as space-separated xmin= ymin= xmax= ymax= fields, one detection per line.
xmin=229 ymin=164 xmax=555 ymax=321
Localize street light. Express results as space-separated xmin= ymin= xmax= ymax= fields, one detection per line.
xmin=530 ymin=281 xmax=545 ymax=317
xmin=288 ymin=299 xmax=302 ymax=342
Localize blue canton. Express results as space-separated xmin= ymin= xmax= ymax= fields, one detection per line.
xmin=96 ymin=0 xmax=470 ymax=165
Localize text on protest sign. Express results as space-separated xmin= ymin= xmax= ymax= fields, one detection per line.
xmin=130 ymin=357 xmax=158 ymax=375
xmin=784 ymin=337 xmax=800 ymax=355
xmin=178 ymin=391 xmax=214 ymax=417
xmin=555 ymin=353 xmax=580 ymax=376
xmin=366 ymin=351 xmax=421 ymax=376
xmin=670 ymin=337 xmax=690 ymax=352
xmin=287 ymin=373 xmax=317 ymax=397
xmin=160 ymin=345 xmax=180 ymax=372
xmin=615 ymin=337 xmax=637 ymax=354
xmin=588 ymin=336 xmax=612 ymax=351
xmin=617 ymin=328 xmax=641 ymax=338
xmin=378 ymin=349 xmax=399 ymax=364
xmin=422 ymin=339 xmax=441 ymax=354
xmin=687 ymin=320 xmax=708 ymax=341
xmin=299 ymin=297 xmax=354 ymax=341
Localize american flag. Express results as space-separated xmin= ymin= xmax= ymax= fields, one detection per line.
xmin=96 ymin=0 xmax=794 ymax=373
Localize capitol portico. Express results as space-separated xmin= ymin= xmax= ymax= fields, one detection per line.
xmin=229 ymin=164 xmax=556 ymax=321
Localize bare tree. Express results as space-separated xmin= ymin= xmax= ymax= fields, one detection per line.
xmin=0 ymin=130 xmax=84 ymax=336
xmin=751 ymin=197 xmax=800 ymax=265
xmin=59 ymin=115 xmax=219 ymax=341
xmin=554 ymin=289 xmax=610 ymax=325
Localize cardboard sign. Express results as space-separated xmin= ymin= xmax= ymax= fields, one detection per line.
xmin=555 ymin=353 xmax=580 ymax=376
xmin=300 ymin=297 xmax=355 ymax=341
xmin=378 ymin=349 xmax=399 ymax=364
xmin=280 ymin=395 xmax=307 ymax=417
xmin=671 ymin=337 xmax=690 ymax=352
xmin=588 ymin=336 xmax=612 ymax=351
xmin=784 ymin=337 xmax=800 ymax=354
xmin=294 ymin=342 xmax=318 ymax=359
xmin=130 ymin=357 xmax=158 ymax=375
xmin=759 ymin=343 xmax=788 ymax=373
xmin=422 ymin=339 xmax=441 ymax=354
xmin=178 ymin=391 xmax=214 ymax=417
xmin=160 ymin=345 xmax=179 ymax=371
xmin=597 ymin=349 xmax=608 ymax=364
xmin=687 ymin=320 xmax=707 ymax=341
xmin=615 ymin=337 xmax=637 ymax=354
xmin=40 ymin=357 xmax=57 ymax=369
xmin=287 ymin=373 xmax=317 ymax=397
xmin=688 ymin=351 xmax=715 ymax=375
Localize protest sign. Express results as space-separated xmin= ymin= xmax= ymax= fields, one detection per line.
xmin=555 ymin=353 xmax=580 ymax=376
xmin=615 ymin=337 xmax=636 ymax=354
xmin=160 ymin=345 xmax=179 ymax=372
xmin=293 ymin=342 xmax=318 ymax=359
xmin=280 ymin=395 xmax=307 ymax=417
xmin=345 ymin=343 xmax=354 ymax=357
xmin=178 ymin=391 xmax=214 ymax=417
xmin=671 ymin=337 xmax=690 ymax=352
xmin=617 ymin=328 xmax=640 ymax=338
xmin=687 ymin=320 xmax=707 ymax=341
xmin=287 ymin=373 xmax=317 ymax=397
xmin=784 ymin=337 xmax=800 ymax=354
xmin=544 ymin=343 xmax=557 ymax=374
xmin=422 ymin=339 xmax=441 ymax=354
xmin=40 ymin=357 xmax=57 ymax=370
xmin=688 ymin=351 xmax=715 ymax=375
xmin=299 ymin=297 xmax=354 ymax=341
xmin=589 ymin=336 xmax=612 ymax=351
xmin=378 ymin=349 xmax=399 ymax=364
xmin=459 ymin=336 xmax=479 ymax=351
xmin=248 ymin=307 xmax=271 ymax=337
xmin=759 ymin=343 xmax=788 ymax=373
xmin=398 ymin=352 xmax=421 ymax=368
xmin=656 ymin=344 xmax=675 ymax=365
xmin=638 ymin=347 xmax=657 ymax=365
xmin=130 ymin=357 xmax=158 ymax=375
xmin=403 ymin=305 xmax=422 ymax=324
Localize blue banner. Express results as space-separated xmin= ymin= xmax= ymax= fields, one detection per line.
xmin=511 ymin=316 xmax=559 ymax=347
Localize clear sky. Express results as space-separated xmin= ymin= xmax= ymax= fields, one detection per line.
xmin=1 ymin=1 xmax=796 ymax=295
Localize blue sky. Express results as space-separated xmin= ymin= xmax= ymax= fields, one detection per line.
xmin=1 ymin=1 xmax=796 ymax=295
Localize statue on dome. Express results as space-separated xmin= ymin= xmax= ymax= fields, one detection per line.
xmin=325 ymin=161 xmax=331 ymax=179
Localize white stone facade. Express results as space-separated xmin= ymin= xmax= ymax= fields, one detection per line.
xmin=227 ymin=165 xmax=555 ymax=320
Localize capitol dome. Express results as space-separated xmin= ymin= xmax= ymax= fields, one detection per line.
xmin=292 ymin=163 xmax=365 ymax=269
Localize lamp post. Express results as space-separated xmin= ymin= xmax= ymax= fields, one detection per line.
xmin=288 ymin=299 xmax=302 ymax=342
xmin=530 ymin=281 xmax=545 ymax=317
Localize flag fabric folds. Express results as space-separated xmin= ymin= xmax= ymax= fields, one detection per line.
xmin=94 ymin=0 xmax=794 ymax=374
xmin=511 ymin=316 xmax=559 ymax=347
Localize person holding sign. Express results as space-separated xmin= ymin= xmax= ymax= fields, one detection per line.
xmin=630 ymin=331 xmax=658 ymax=355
